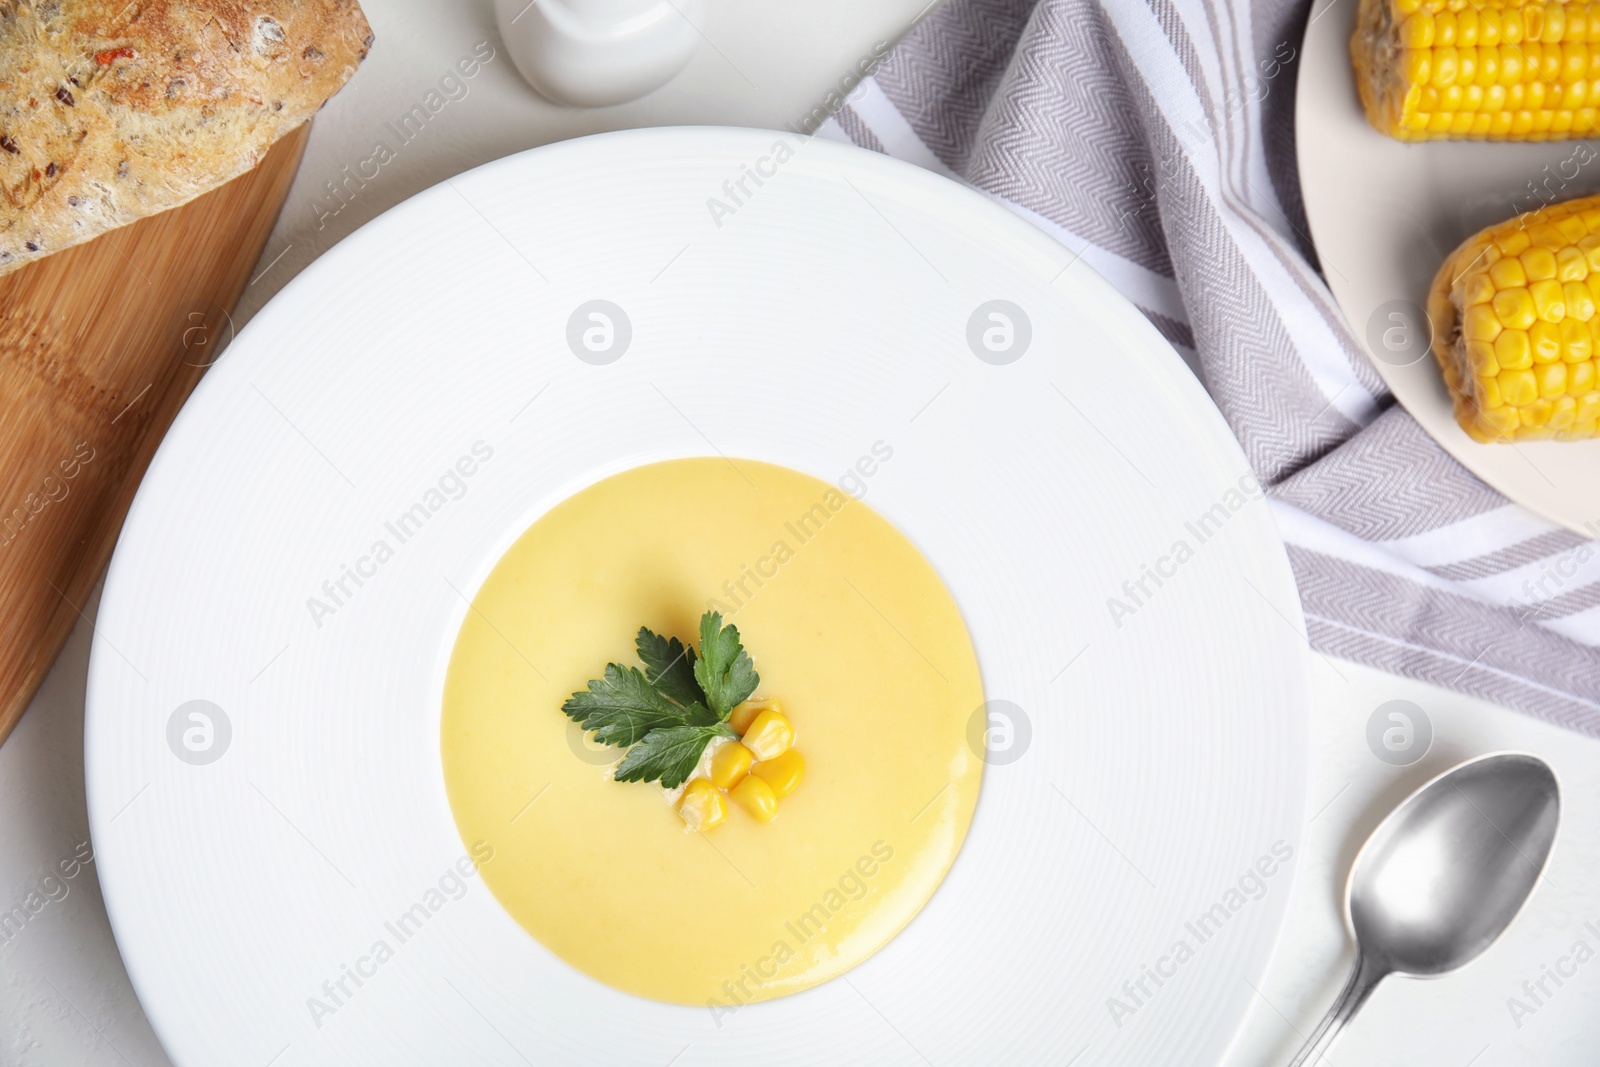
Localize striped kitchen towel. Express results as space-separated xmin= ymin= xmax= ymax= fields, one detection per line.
xmin=816 ymin=0 xmax=1600 ymax=727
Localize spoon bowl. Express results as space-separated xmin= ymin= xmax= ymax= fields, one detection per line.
xmin=1288 ymin=752 xmax=1559 ymax=1065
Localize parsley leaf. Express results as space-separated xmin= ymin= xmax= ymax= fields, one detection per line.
xmin=635 ymin=626 xmax=706 ymax=709
xmin=561 ymin=663 xmax=690 ymax=747
xmin=693 ymin=612 xmax=760 ymax=721
xmin=613 ymin=723 xmax=737 ymax=789
xmin=561 ymin=611 xmax=762 ymax=788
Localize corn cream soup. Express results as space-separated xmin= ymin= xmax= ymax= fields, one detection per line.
xmin=440 ymin=457 xmax=982 ymax=1005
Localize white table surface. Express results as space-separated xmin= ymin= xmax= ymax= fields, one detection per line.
xmin=3 ymin=2 xmax=1598 ymax=1064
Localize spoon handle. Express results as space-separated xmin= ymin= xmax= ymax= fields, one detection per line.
xmin=1286 ymin=953 xmax=1387 ymax=1066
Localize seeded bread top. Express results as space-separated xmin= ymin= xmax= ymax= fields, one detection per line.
xmin=0 ymin=0 xmax=371 ymax=275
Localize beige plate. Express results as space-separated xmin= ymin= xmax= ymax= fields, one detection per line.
xmin=1298 ymin=0 xmax=1600 ymax=534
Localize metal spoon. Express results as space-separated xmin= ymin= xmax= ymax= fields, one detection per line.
xmin=1287 ymin=752 xmax=1560 ymax=1066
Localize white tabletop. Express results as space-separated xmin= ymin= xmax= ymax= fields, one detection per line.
xmin=3 ymin=2 xmax=1598 ymax=1064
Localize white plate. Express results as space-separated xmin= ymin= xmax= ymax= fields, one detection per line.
xmin=85 ymin=127 xmax=1308 ymax=1066
xmin=1299 ymin=0 xmax=1600 ymax=533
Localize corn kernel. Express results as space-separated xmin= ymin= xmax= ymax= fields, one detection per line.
xmin=1558 ymin=215 xmax=1591 ymax=244
xmin=1467 ymin=338 xmax=1501 ymax=376
xmin=678 ymin=778 xmax=727 ymax=831
xmin=730 ymin=776 xmax=778 ymax=822
xmin=1482 ymin=404 xmax=1521 ymax=434
xmin=1569 ymin=359 xmax=1597 ymax=394
xmin=1403 ymin=12 xmax=1436 ymax=47
xmin=1537 ymin=361 xmax=1569 ymax=397
xmin=1558 ymin=245 xmax=1590 ymax=280
xmin=1463 ymin=272 xmax=1498 ymax=305
xmin=751 ymin=749 xmax=805 ymax=798
xmin=729 ymin=698 xmax=779 ymax=735
xmin=1497 ymin=228 xmax=1532 ymax=256
xmin=1570 ymin=10 xmax=1589 ymax=45
xmin=1532 ymin=278 xmax=1568 ymax=322
xmin=1522 ymin=397 xmax=1555 ymax=427
xmin=1405 ymin=48 xmax=1433 ymax=86
xmin=1500 ymin=367 xmax=1540 ymax=405
xmin=1494 ymin=286 xmax=1538 ymax=329
xmin=1529 ymin=223 xmax=1566 ymax=250
xmin=1436 ymin=9 xmax=1458 ymax=45
xmin=1495 ymin=328 xmax=1533 ymax=369
xmin=1562 ymin=317 xmax=1594 ymax=360
xmin=1434 ymin=46 xmax=1460 ymax=86
xmin=1522 ymin=245 xmax=1559 ymax=278
xmin=1565 ymin=281 xmax=1595 ymax=320
xmin=1465 ymin=303 xmax=1504 ymax=342
xmin=741 ymin=709 xmax=795 ymax=761
xmin=1531 ymin=319 xmax=1564 ymax=361
xmin=1525 ymin=4 xmax=1545 ymax=42
xmin=1503 ymin=13 xmax=1525 ymax=45
xmin=710 ymin=741 xmax=753 ymax=790
xmin=1481 ymin=6 xmax=1502 ymax=44
xmin=1477 ymin=47 xmax=1501 ymax=87
xmin=1477 ymin=373 xmax=1505 ymax=408
xmin=1565 ymin=41 xmax=1589 ymax=83
xmin=1578 ymin=391 xmax=1600 ymax=421
xmin=1544 ymin=5 xmax=1566 ymax=44
xmin=1489 ymin=256 xmax=1528 ymax=288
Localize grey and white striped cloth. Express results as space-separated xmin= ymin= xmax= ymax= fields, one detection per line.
xmin=816 ymin=0 xmax=1600 ymax=728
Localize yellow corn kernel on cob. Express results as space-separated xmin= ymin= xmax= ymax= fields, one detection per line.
xmin=1429 ymin=193 xmax=1600 ymax=440
xmin=1352 ymin=0 xmax=1600 ymax=141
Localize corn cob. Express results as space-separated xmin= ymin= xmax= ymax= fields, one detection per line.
xmin=1353 ymin=0 xmax=1600 ymax=141
xmin=1429 ymin=193 xmax=1600 ymax=440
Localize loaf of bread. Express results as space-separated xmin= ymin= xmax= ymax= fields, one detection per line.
xmin=0 ymin=0 xmax=370 ymax=275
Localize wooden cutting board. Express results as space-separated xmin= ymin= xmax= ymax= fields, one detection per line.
xmin=0 ymin=122 xmax=311 ymax=747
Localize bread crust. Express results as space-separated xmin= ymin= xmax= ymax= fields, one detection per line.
xmin=0 ymin=0 xmax=370 ymax=275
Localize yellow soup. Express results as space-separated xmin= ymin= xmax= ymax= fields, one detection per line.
xmin=440 ymin=457 xmax=983 ymax=1007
